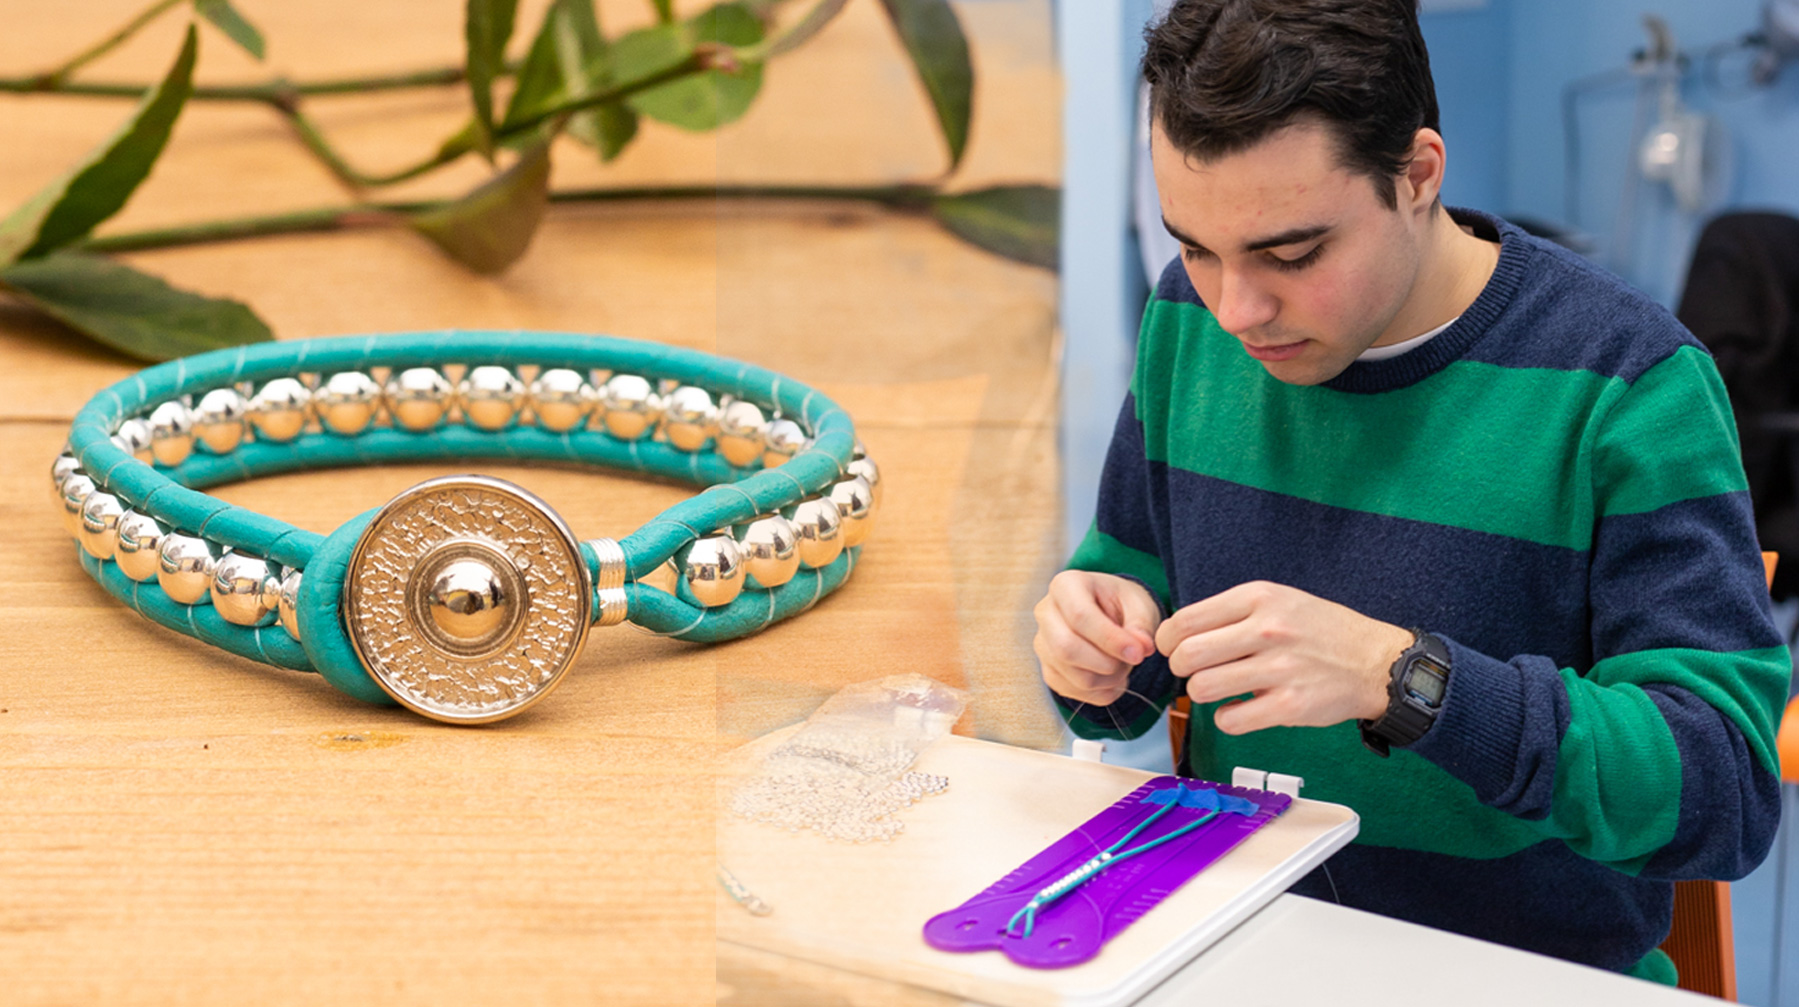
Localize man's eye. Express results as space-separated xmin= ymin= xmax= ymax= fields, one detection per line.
xmin=1270 ymin=246 xmax=1323 ymax=272
xmin=1181 ymin=245 xmax=1214 ymax=263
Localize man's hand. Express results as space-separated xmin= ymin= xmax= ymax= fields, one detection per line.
xmin=1033 ymin=570 xmax=1163 ymax=706
xmin=1155 ymin=581 xmax=1414 ymax=735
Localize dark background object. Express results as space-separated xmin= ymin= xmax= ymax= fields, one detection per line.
xmin=1677 ymin=211 xmax=1799 ymax=597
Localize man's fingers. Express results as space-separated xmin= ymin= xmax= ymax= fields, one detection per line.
xmin=1043 ymin=661 xmax=1128 ymax=705
xmin=1115 ymin=582 xmax=1163 ymax=652
xmin=1166 ymin=620 xmax=1263 ymax=679
xmin=1181 ymin=653 xmax=1268 ymax=703
xmin=1155 ymin=581 xmax=1270 ymax=656
xmin=1039 ymin=620 xmax=1132 ymax=678
xmin=1211 ymin=695 xmax=1288 ymax=736
xmin=1052 ymin=576 xmax=1154 ymax=664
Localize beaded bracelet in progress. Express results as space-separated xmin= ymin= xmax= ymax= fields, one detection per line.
xmin=52 ymin=332 xmax=879 ymax=724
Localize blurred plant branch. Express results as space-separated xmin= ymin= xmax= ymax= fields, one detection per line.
xmin=0 ymin=0 xmax=1057 ymax=361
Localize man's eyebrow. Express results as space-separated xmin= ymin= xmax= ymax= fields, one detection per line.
xmin=1161 ymin=217 xmax=1333 ymax=254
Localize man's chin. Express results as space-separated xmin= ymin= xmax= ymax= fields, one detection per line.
xmin=1251 ymin=352 xmax=1351 ymax=386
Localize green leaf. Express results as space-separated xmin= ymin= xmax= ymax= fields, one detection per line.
xmin=192 ymin=0 xmax=265 ymax=60
xmin=612 ymin=3 xmax=764 ymax=132
xmin=498 ymin=0 xmax=569 ymax=135
xmin=0 ymin=26 xmax=198 ymax=267
xmin=930 ymin=185 xmax=1058 ymax=270
xmin=497 ymin=0 xmax=635 ymax=159
xmin=0 ymin=252 xmax=272 ymax=361
xmin=650 ymin=0 xmax=675 ymax=23
xmin=767 ymin=0 xmax=851 ymax=58
xmin=555 ymin=1 xmax=639 ymax=161
xmin=465 ymin=0 xmax=521 ymax=153
xmin=409 ymin=142 xmax=552 ymax=275
xmin=877 ymin=0 xmax=972 ymax=171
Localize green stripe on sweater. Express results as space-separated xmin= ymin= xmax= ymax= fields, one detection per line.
xmin=1594 ymin=346 xmax=1746 ymax=517
xmin=1067 ymin=525 xmax=1172 ymax=611
xmin=1588 ymin=645 xmax=1791 ymax=777
xmin=1547 ymin=671 xmax=1680 ymax=872
xmin=1136 ymin=302 xmax=1743 ymax=548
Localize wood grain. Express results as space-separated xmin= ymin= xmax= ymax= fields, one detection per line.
xmin=0 ymin=1 xmax=1062 ymax=1003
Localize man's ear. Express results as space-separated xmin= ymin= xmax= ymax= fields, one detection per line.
xmin=1401 ymin=128 xmax=1447 ymax=213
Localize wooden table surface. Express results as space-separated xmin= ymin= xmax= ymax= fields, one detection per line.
xmin=0 ymin=3 xmax=1063 ymax=1003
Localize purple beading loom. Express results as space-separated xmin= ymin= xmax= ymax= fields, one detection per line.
xmin=922 ymin=777 xmax=1291 ymax=969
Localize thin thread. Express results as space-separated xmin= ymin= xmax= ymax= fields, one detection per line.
xmin=641 ymin=517 xmax=703 ymax=540
xmin=660 ymin=604 xmax=707 ymax=639
xmin=1006 ymin=799 xmax=1221 ymax=938
xmin=711 ymin=482 xmax=761 ymax=516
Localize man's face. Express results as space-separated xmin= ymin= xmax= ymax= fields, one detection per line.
xmin=1151 ymin=119 xmax=1424 ymax=385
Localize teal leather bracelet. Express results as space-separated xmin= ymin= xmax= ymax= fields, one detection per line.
xmin=53 ymin=331 xmax=879 ymax=723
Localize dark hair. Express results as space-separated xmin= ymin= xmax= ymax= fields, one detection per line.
xmin=1142 ymin=0 xmax=1440 ymax=210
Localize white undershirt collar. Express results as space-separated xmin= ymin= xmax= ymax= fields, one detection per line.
xmin=1358 ymin=315 xmax=1460 ymax=362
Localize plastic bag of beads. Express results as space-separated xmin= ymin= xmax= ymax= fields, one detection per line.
xmin=728 ymin=674 xmax=968 ymax=843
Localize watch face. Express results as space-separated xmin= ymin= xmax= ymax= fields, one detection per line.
xmin=1405 ymin=659 xmax=1448 ymax=707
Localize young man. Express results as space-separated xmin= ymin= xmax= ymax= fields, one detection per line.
xmin=1035 ymin=0 xmax=1790 ymax=983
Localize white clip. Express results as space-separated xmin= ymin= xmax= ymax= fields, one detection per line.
xmin=1071 ymin=739 xmax=1107 ymax=763
xmin=1231 ymin=767 xmax=1269 ymax=790
xmin=1266 ymin=773 xmax=1305 ymax=798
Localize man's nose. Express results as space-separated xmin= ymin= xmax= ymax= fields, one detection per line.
xmin=1210 ymin=267 xmax=1279 ymax=335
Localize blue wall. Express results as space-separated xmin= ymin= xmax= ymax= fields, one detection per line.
xmin=1420 ymin=3 xmax=1514 ymax=214
xmin=1500 ymin=0 xmax=1799 ymax=305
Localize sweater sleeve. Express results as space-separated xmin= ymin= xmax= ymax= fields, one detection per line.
xmin=1050 ymin=385 xmax=1182 ymax=742
xmin=1408 ymin=345 xmax=1790 ymax=880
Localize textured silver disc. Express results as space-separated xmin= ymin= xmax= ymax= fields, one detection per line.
xmin=344 ymin=475 xmax=591 ymax=723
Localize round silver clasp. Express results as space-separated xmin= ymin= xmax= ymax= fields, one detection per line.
xmin=343 ymin=474 xmax=592 ymax=724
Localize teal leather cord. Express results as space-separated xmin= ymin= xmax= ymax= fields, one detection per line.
xmin=67 ymin=331 xmax=861 ymax=701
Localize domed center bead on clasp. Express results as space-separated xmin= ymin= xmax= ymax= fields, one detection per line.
xmin=406 ymin=541 xmax=530 ymax=659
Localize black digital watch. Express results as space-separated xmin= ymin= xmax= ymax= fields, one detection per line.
xmin=1359 ymin=629 xmax=1451 ymax=757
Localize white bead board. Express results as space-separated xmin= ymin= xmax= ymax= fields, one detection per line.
xmin=717 ymin=733 xmax=1359 ymax=1007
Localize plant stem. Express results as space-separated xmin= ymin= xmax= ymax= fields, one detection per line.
xmin=35 ymin=0 xmax=184 ymax=87
xmin=0 ymin=64 xmax=483 ymax=100
xmin=74 ymin=183 xmax=940 ymax=254
xmin=334 ymin=55 xmax=711 ymax=188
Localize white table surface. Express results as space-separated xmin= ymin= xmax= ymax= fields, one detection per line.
xmin=1131 ymin=892 xmax=1714 ymax=1007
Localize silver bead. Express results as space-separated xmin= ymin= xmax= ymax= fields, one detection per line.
xmin=115 ymin=510 xmax=168 ymax=582
xmin=847 ymin=455 xmax=882 ymax=510
xmin=682 ymin=534 xmax=745 ymax=608
xmin=147 ymin=400 xmax=195 ymax=467
xmin=717 ymin=401 xmax=768 ymax=468
xmin=662 ymin=386 xmax=719 ymax=452
xmin=278 ymin=567 xmax=303 ymax=640
xmin=51 ymin=453 xmax=82 ymax=508
xmin=529 ymin=368 xmax=595 ymax=433
xmin=828 ymin=475 xmax=875 ymax=549
xmin=789 ymin=498 xmax=844 ymax=569
xmin=459 ymin=365 xmax=525 ymax=431
xmin=112 ymin=418 xmax=154 ymax=462
xmin=249 ymin=377 xmax=312 ymax=442
xmin=385 ymin=367 xmax=453 ymax=432
xmin=59 ymin=472 xmax=96 ymax=537
xmin=191 ymin=387 xmax=248 ymax=454
xmin=79 ymin=491 xmax=126 ymax=560
xmin=157 ymin=534 xmax=218 ymax=605
xmin=212 ymin=552 xmax=279 ymax=626
xmin=736 ymin=514 xmax=799 ymax=588
xmin=763 ymin=419 xmax=808 ymax=469
xmin=599 ymin=374 xmax=663 ymax=440
xmin=316 ymin=371 xmax=381 ymax=435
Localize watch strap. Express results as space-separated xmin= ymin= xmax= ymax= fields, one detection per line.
xmin=1359 ymin=630 xmax=1450 ymax=757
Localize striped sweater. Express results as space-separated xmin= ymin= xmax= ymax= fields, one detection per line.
xmin=1058 ymin=209 xmax=1790 ymax=978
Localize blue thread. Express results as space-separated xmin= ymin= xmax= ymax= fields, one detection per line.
xmin=1004 ymin=786 xmax=1251 ymax=939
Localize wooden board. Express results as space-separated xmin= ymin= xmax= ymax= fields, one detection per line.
xmin=717 ymin=734 xmax=1359 ymax=1007
xmin=0 ymin=2 xmax=1064 ymax=1004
